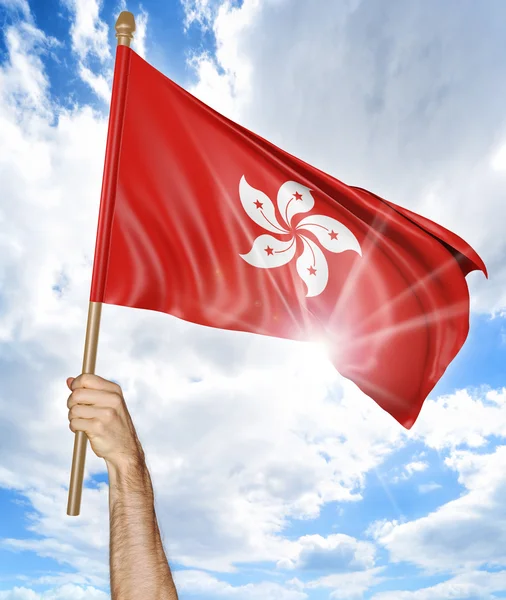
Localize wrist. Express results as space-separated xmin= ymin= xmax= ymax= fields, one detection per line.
xmin=106 ymin=453 xmax=149 ymax=489
xmin=107 ymin=450 xmax=144 ymax=470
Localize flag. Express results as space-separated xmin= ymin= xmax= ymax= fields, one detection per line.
xmin=91 ymin=46 xmax=487 ymax=429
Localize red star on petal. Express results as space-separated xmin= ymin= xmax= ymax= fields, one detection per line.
xmin=307 ymin=266 xmax=317 ymax=276
xmin=265 ymin=246 xmax=274 ymax=256
xmin=293 ymin=191 xmax=303 ymax=201
xmin=254 ymin=200 xmax=263 ymax=209
xmin=329 ymin=230 xmax=338 ymax=240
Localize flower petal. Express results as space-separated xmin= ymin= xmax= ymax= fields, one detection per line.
xmin=296 ymin=236 xmax=329 ymax=297
xmin=297 ymin=215 xmax=362 ymax=256
xmin=239 ymin=176 xmax=288 ymax=234
xmin=240 ymin=234 xmax=297 ymax=268
xmin=277 ymin=181 xmax=315 ymax=228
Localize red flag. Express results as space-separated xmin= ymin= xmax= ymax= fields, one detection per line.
xmin=91 ymin=46 xmax=487 ymax=429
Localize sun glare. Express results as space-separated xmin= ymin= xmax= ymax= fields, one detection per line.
xmin=294 ymin=337 xmax=339 ymax=383
xmin=491 ymin=142 xmax=506 ymax=171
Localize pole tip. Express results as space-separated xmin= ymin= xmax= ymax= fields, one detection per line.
xmin=115 ymin=11 xmax=136 ymax=47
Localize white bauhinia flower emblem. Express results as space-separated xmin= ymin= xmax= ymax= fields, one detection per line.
xmin=239 ymin=176 xmax=362 ymax=297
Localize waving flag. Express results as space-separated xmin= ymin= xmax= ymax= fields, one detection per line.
xmin=91 ymin=45 xmax=486 ymax=429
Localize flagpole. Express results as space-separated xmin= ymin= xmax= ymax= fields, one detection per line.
xmin=66 ymin=11 xmax=136 ymax=517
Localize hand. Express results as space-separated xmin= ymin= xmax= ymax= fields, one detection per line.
xmin=67 ymin=374 xmax=144 ymax=469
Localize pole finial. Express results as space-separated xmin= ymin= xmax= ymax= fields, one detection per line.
xmin=115 ymin=11 xmax=135 ymax=47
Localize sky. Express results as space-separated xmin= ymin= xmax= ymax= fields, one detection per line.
xmin=0 ymin=0 xmax=506 ymax=598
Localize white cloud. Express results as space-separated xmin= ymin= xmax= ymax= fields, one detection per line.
xmin=132 ymin=6 xmax=148 ymax=59
xmin=277 ymin=533 xmax=375 ymax=572
xmin=58 ymin=0 xmax=113 ymax=99
xmin=187 ymin=0 xmax=260 ymax=120
xmin=63 ymin=0 xmax=110 ymax=63
xmin=0 ymin=585 xmax=108 ymax=600
xmin=0 ymin=589 xmax=38 ymax=600
xmin=0 ymin=21 xmax=54 ymax=115
xmin=391 ymin=460 xmax=428 ymax=483
xmin=371 ymin=569 xmax=506 ymax=600
xmin=78 ymin=63 xmax=111 ymax=101
xmin=0 ymin=0 xmax=30 ymax=20
xmin=181 ymin=0 xmax=218 ymax=30
xmin=304 ymin=567 xmax=385 ymax=599
xmin=409 ymin=387 xmax=506 ymax=450
xmin=374 ymin=445 xmax=506 ymax=572
xmin=129 ymin=357 xmax=404 ymax=571
xmin=173 ymin=569 xmax=307 ymax=599
xmin=405 ymin=461 xmax=428 ymax=476
xmin=418 ymin=483 xmax=441 ymax=494
xmin=491 ymin=142 xmax=506 ymax=172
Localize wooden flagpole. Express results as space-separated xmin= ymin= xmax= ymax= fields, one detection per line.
xmin=66 ymin=11 xmax=136 ymax=517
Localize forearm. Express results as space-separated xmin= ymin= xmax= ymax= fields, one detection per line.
xmin=107 ymin=456 xmax=178 ymax=600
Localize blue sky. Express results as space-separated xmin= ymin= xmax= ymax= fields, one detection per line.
xmin=0 ymin=0 xmax=506 ymax=599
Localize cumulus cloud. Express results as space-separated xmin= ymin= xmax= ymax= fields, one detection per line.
xmin=181 ymin=0 xmax=220 ymax=30
xmin=0 ymin=0 xmax=30 ymax=19
xmin=187 ymin=0 xmax=259 ymax=120
xmin=173 ymin=569 xmax=307 ymax=599
xmin=409 ymin=387 xmax=506 ymax=449
xmin=373 ymin=445 xmax=506 ymax=572
xmin=0 ymin=585 xmax=108 ymax=600
xmin=0 ymin=19 xmax=56 ymax=115
xmin=390 ymin=459 xmax=428 ymax=483
xmin=62 ymin=0 xmax=110 ymax=63
xmin=303 ymin=567 xmax=386 ymax=599
xmin=58 ymin=0 xmax=112 ymax=99
xmin=277 ymin=533 xmax=375 ymax=572
xmin=371 ymin=569 xmax=506 ymax=600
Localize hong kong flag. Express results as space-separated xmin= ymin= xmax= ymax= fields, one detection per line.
xmin=91 ymin=45 xmax=487 ymax=429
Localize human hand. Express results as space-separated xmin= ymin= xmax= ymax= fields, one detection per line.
xmin=67 ymin=374 xmax=144 ymax=470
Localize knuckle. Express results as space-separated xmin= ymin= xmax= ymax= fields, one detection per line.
xmin=104 ymin=407 xmax=115 ymax=421
xmin=72 ymin=374 xmax=83 ymax=389
xmin=69 ymin=405 xmax=81 ymax=418
xmin=111 ymin=393 xmax=123 ymax=408
xmin=72 ymin=388 xmax=85 ymax=401
xmin=80 ymin=373 xmax=95 ymax=388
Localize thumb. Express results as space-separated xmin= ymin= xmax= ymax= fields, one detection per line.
xmin=66 ymin=377 xmax=75 ymax=390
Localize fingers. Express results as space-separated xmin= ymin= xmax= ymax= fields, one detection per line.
xmin=68 ymin=405 xmax=118 ymax=437
xmin=66 ymin=374 xmax=123 ymax=408
xmin=70 ymin=373 xmax=122 ymax=395
xmin=67 ymin=387 xmax=123 ymax=409
xmin=69 ymin=416 xmax=102 ymax=435
xmin=69 ymin=404 xmax=116 ymax=422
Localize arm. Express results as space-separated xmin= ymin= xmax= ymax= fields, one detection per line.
xmin=67 ymin=374 xmax=179 ymax=600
